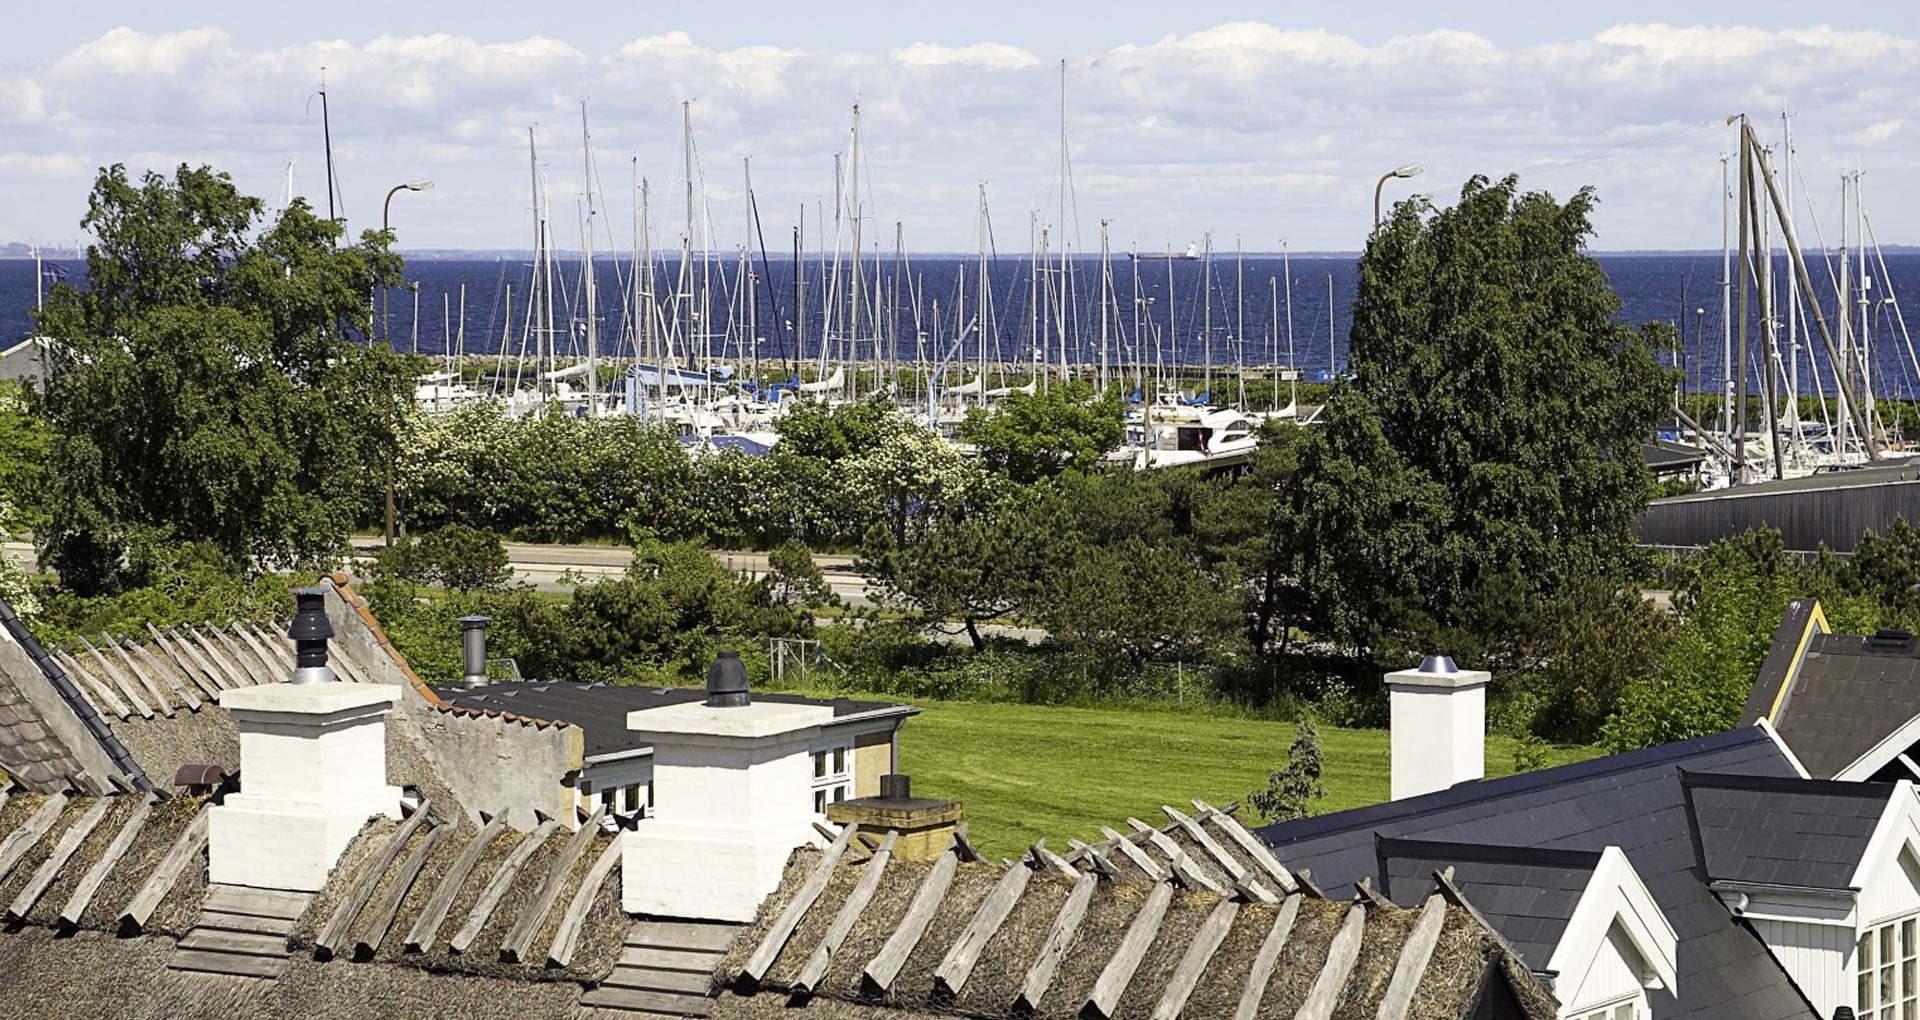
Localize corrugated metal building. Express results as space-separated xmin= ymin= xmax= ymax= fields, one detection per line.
xmin=1636 ymin=460 xmax=1920 ymax=552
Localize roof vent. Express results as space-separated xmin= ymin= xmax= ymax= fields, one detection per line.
xmin=458 ymin=615 xmax=490 ymax=686
xmin=705 ymin=650 xmax=750 ymax=708
xmin=286 ymin=588 xmax=335 ymax=684
xmin=1866 ymin=628 xmax=1916 ymax=654
xmin=880 ymin=773 xmax=911 ymax=800
xmin=1418 ymin=653 xmax=1458 ymax=674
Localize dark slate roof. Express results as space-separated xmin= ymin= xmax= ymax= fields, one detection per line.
xmin=1258 ymin=726 xmax=1817 ymax=1020
xmin=1740 ymin=597 xmax=1823 ymax=728
xmin=432 ymin=682 xmax=912 ymax=759
xmin=1376 ymin=837 xmax=1600 ymax=974
xmin=1681 ymin=771 xmax=1890 ymax=891
xmin=0 ymin=595 xmax=148 ymax=793
xmin=1644 ymin=440 xmax=1710 ymax=472
xmin=1770 ymin=631 xmax=1920 ymax=778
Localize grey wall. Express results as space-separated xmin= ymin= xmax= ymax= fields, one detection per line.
xmin=1638 ymin=478 xmax=1920 ymax=553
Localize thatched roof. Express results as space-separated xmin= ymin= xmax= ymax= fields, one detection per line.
xmin=715 ymin=809 xmax=1560 ymax=1020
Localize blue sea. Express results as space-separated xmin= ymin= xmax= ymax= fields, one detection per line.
xmin=6 ymin=252 xmax=1919 ymax=396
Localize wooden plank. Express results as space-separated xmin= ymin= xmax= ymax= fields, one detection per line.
xmin=104 ymin=635 xmax=174 ymax=716
xmin=500 ymin=807 xmax=606 ymax=963
xmin=1127 ymin=818 xmax=1222 ymax=893
xmin=213 ymin=625 xmax=271 ymax=683
xmin=1434 ymin=867 xmax=1531 ymax=967
xmin=55 ymin=651 xmax=129 ymax=720
xmin=404 ymin=813 xmax=509 ymax=952
xmin=167 ymin=947 xmax=286 ymax=979
xmin=203 ymin=883 xmax=312 ymax=920
xmin=1233 ymin=894 xmax=1302 ymax=1020
xmin=1164 ymin=806 xmax=1275 ymax=903
xmin=8 ymin=797 xmax=114 ymax=920
xmin=239 ymin=622 xmax=294 ymax=672
xmin=147 ymin=626 xmax=217 ymax=702
xmin=315 ymin=803 xmax=435 ymax=959
xmin=1194 ymin=799 xmax=1297 ymax=895
xmin=136 ymin=637 xmax=215 ymax=710
xmin=1152 ymin=899 xmax=1241 ymax=1020
xmin=1066 ymin=838 xmax=1120 ymax=878
xmin=79 ymin=638 xmax=152 ymax=719
xmin=1376 ymin=894 xmax=1448 ymax=1020
xmin=450 ymin=819 xmax=559 ymax=953
xmin=132 ymin=640 xmax=203 ymax=711
xmin=57 ymin=796 xmax=153 ymax=926
xmin=171 ymin=628 xmax=234 ymax=691
xmin=604 ymin=967 xmax=713 ymax=994
xmin=934 ymin=859 xmax=1034 ymax=997
xmin=353 ymin=823 xmax=447 ymax=957
xmin=181 ymin=627 xmax=244 ymax=690
xmin=179 ymin=928 xmax=286 ymax=954
xmin=197 ymin=909 xmax=299 ymax=937
xmin=547 ymin=835 xmax=625 ymax=968
xmin=0 ymin=792 xmax=71 ymax=882
xmin=1294 ymin=903 xmax=1367 ymax=1020
xmin=138 ymin=626 xmax=207 ymax=707
xmin=328 ymin=643 xmax=373 ymax=684
xmin=628 ymin=920 xmax=741 ymax=953
xmin=862 ymin=848 xmax=960 ymax=993
xmin=793 ymin=831 xmax=898 ymax=994
xmin=1098 ymin=825 xmax=1169 ymax=882
xmin=1083 ymin=881 xmax=1174 ymax=1020
xmin=740 ymin=821 xmax=859 ymax=983
xmin=579 ymin=986 xmax=713 ymax=1017
xmin=225 ymin=623 xmax=280 ymax=679
xmin=1015 ymin=870 xmax=1099 ymax=1012
xmin=950 ymin=821 xmax=982 ymax=862
xmin=120 ymin=806 xmax=209 ymax=930
xmin=621 ymin=945 xmax=724 ymax=972
xmin=1028 ymin=840 xmax=1078 ymax=879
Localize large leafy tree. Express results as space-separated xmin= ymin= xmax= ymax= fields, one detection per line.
xmin=958 ymin=381 xmax=1124 ymax=483
xmin=32 ymin=164 xmax=405 ymax=592
xmin=1292 ymin=175 xmax=1672 ymax=664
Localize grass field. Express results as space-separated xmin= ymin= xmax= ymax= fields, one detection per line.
xmin=893 ymin=699 xmax=1600 ymax=859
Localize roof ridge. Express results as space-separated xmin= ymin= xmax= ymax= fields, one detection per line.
xmin=1261 ymin=727 xmax=1774 ymax=848
xmin=1677 ymin=768 xmax=1895 ymax=798
xmin=1374 ymin=835 xmax=1603 ymax=871
xmin=321 ymin=572 xmax=446 ymax=708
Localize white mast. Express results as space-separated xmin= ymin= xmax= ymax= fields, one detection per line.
xmin=1099 ymin=221 xmax=1111 ymax=393
xmin=1721 ymin=150 xmax=1734 ymax=454
xmin=580 ymin=100 xmax=599 ymax=415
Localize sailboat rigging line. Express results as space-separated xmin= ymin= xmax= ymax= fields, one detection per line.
xmin=1522 ymin=120 xmax=1719 ymax=178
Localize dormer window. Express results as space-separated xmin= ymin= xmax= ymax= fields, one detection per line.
xmin=1859 ymin=916 xmax=1919 ymax=1020
xmin=1570 ymin=999 xmax=1638 ymax=1020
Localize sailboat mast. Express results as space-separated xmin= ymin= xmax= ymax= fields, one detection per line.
xmin=1099 ymin=221 xmax=1110 ymax=393
xmin=682 ymin=101 xmax=695 ymax=373
xmin=1058 ymin=58 xmax=1070 ymax=386
xmin=849 ymin=103 xmax=863 ymax=399
xmin=977 ymin=183 xmax=989 ymax=402
xmin=1202 ymin=234 xmax=1212 ymax=402
xmin=746 ymin=157 xmax=759 ymax=389
xmin=581 ymin=101 xmax=599 ymax=414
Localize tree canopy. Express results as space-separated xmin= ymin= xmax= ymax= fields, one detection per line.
xmin=32 ymin=164 xmax=406 ymax=592
xmin=1289 ymin=175 xmax=1673 ymax=664
xmin=958 ymin=382 xmax=1124 ymax=483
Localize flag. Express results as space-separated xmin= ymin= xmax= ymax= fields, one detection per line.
xmin=39 ymin=262 xmax=67 ymax=284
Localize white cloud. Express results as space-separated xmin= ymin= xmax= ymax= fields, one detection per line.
xmin=1 ymin=21 xmax=1917 ymax=251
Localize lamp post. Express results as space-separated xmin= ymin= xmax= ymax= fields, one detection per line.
xmin=1373 ymin=164 xmax=1423 ymax=229
xmin=379 ymin=179 xmax=431 ymax=549
xmin=381 ymin=180 xmax=434 ymax=346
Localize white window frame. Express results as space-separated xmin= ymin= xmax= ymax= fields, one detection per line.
xmin=1858 ymin=912 xmax=1920 ymax=1020
xmin=810 ymin=741 xmax=852 ymax=814
xmin=1567 ymin=995 xmax=1640 ymax=1020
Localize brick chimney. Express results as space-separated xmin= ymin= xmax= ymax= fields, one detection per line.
xmin=1386 ymin=654 xmax=1490 ymax=801
xmin=826 ymin=774 xmax=960 ymax=862
xmin=622 ymin=650 xmax=829 ymax=922
xmin=208 ymin=589 xmax=402 ymax=891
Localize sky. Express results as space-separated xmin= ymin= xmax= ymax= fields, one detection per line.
xmin=0 ymin=1 xmax=1915 ymax=253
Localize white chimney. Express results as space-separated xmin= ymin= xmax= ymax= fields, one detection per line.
xmin=623 ymin=651 xmax=829 ymax=922
xmin=208 ymin=589 xmax=402 ymax=891
xmin=1386 ymin=654 xmax=1489 ymax=801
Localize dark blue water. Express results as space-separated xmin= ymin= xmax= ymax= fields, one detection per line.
xmin=7 ymin=252 xmax=1919 ymax=396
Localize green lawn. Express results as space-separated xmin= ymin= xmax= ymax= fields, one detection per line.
xmin=894 ymin=699 xmax=1599 ymax=859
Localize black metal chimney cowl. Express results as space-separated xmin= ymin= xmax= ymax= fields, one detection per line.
xmin=287 ymin=588 xmax=335 ymax=684
xmin=705 ymin=650 xmax=750 ymax=708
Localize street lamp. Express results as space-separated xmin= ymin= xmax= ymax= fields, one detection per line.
xmin=381 ymin=180 xmax=434 ymax=346
xmin=379 ymin=179 xmax=432 ymax=549
xmin=1373 ymin=163 xmax=1423 ymax=229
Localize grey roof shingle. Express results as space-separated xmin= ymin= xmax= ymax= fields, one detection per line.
xmin=1257 ymin=726 xmax=1817 ymax=1020
xmin=1681 ymin=771 xmax=1890 ymax=891
xmin=1376 ymin=837 xmax=1599 ymax=973
xmin=1772 ymin=632 xmax=1920 ymax=777
xmin=433 ymin=682 xmax=910 ymax=759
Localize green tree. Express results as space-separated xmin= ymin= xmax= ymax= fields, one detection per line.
xmin=958 ymin=382 xmax=1124 ymax=483
xmin=857 ymin=489 xmax=1063 ymax=651
xmin=1036 ymin=535 xmax=1241 ymax=670
xmin=32 ymin=164 xmax=405 ymax=592
xmin=1291 ymin=175 xmax=1672 ymax=664
xmin=371 ymin=525 xmax=514 ymax=593
xmin=1248 ymin=718 xmax=1327 ymax=823
xmin=0 ymin=382 xmax=49 ymax=534
xmin=1194 ymin=424 xmax=1311 ymax=657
